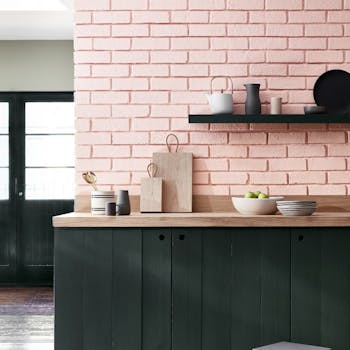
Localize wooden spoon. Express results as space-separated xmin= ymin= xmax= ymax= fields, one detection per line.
xmin=82 ymin=171 xmax=98 ymax=191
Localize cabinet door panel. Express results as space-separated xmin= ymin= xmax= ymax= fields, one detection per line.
xmin=112 ymin=229 xmax=142 ymax=350
xmin=142 ymin=229 xmax=172 ymax=350
xmin=260 ymin=229 xmax=291 ymax=345
xmin=202 ymin=229 xmax=232 ymax=350
xmin=172 ymin=229 xmax=202 ymax=350
xmin=231 ymin=229 xmax=261 ymax=349
xmin=231 ymin=228 xmax=290 ymax=349
xmin=54 ymin=229 xmax=84 ymax=350
xmin=291 ymin=228 xmax=350 ymax=350
xmin=83 ymin=230 xmax=113 ymax=350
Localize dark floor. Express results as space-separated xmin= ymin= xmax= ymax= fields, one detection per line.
xmin=0 ymin=287 xmax=54 ymax=350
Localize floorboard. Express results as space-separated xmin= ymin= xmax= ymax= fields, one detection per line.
xmin=0 ymin=287 xmax=53 ymax=350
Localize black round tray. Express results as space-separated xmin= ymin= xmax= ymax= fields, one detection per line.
xmin=314 ymin=69 xmax=350 ymax=114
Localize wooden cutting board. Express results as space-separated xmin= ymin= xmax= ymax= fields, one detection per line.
xmin=152 ymin=152 xmax=192 ymax=212
xmin=140 ymin=163 xmax=163 ymax=213
xmin=140 ymin=177 xmax=162 ymax=212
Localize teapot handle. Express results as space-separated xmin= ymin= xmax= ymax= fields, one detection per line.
xmin=210 ymin=76 xmax=234 ymax=94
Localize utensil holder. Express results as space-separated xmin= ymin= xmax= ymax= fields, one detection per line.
xmin=91 ymin=190 xmax=115 ymax=215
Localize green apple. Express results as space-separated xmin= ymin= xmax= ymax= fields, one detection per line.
xmin=258 ymin=193 xmax=269 ymax=199
xmin=244 ymin=191 xmax=257 ymax=198
xmin=254 ymin=191 xmax=261 ymax=197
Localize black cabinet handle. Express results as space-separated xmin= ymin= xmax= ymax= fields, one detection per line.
xmin=298 ymin=235 xmax=304 ymax=241
xmin=159 ymin=234 xmax=165 ymax=241
xmin=179 ymin=234 xmax=185 ymax=241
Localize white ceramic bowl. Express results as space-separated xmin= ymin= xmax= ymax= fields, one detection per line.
xmin=232 ymin=196 xmax=284 ymax=215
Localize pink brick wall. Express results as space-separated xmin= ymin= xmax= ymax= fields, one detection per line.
xmin=74 ymin=0 xmax=350 ymax=196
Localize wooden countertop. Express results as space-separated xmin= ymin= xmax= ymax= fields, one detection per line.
xmin=53 ymin=211 xmax=350 ymax=228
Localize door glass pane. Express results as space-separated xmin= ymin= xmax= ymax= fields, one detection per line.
xmin=26 ymin=102 xmax=75 ymax=134
xmin=0 ymin=103 xmax=8 ymax=134
xmin=26 ymin=135 xmax=74 ymax=167
xmin=0 ymin=168 xmax=9 ymax=200
xmin=25 ymin=100 xmax=75 ymax=200
xmin=0 ymin=136 xmax=8 ymax=167
xmin=0 ymin=102 xmax=9 ymax=200
xmin=25 ymin=168 xmax=75 ymax=200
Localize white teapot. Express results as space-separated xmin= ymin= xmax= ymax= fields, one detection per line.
xmin=206 ymin=76 xmax=234 ymax=114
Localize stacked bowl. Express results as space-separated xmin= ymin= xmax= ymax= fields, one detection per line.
xmin=277 ymin=200 xmax=317 ymax=216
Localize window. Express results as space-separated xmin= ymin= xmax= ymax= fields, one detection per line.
xmin=25 ymin=102 xmax=75 ymax=199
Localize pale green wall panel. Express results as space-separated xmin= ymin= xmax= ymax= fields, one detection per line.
xmin=0 ymin=41 xmax=73 ymax=91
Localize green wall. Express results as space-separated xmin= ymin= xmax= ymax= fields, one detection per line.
xmin=0 ymin=41 xmax=73 ymax=91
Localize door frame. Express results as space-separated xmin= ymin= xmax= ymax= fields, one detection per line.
xmin=0 ymin=91 xmax=74 ymax=285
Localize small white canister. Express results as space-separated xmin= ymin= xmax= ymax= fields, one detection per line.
xmin=270 ymin=97 xmax=282 ymax=114
xmin=91 ymin=191 xmax=115 ymax=215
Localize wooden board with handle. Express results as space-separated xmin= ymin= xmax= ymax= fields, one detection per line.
xmin=152 ymin=134 xmax=192 ymax=213
xmin=140 ymin=163 xmax=163 ymax=213
xmin=140 ymin=177 xmax=162 ymax=213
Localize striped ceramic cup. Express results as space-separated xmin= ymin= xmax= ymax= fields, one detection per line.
xmin=91 ymin=191 xmax=115 ymax=215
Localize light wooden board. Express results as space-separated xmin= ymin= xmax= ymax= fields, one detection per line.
xmin=53 ymin=212 xmax=350 ymax=228
xmin=140 ymin=177 xmax=162 ymax=213
xmin=152 ymin=152 xmax=192 ymax=213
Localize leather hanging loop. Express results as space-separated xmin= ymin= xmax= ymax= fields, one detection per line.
xmin=147 ymin=162 xmax=157 ymax=178
xmin=166 ymin=133 xmax=179 ymax=153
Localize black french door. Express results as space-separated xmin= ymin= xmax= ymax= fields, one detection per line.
xmin=0 ymin=92 xmax=74 ymax=285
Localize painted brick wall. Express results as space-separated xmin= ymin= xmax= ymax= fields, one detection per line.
xmin=74 ymin=0 xmax=350 ymax=196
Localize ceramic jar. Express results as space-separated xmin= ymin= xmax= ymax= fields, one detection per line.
xmin=270 ymin=97 xmax=282 ymax=114
xmin=91 ymin=190 xmax=115 ymax=215
xmin=244 ymin=83 xmax=261 ymax=115
xmin=116 ymin=190 xmax=131 ymax=215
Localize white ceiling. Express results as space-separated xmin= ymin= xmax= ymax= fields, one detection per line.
xmin=0 ymin=0 xmax=73 ymax=40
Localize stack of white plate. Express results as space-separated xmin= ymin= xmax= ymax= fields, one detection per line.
xmin=277 ymin=201 xmax=317 ymax=216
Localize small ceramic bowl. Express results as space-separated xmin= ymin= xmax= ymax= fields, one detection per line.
xmin=232 ymin=196 xmax=284 ymax=215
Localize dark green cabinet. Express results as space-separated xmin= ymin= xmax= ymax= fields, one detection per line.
xmin=54 ymin=227 xmax=350 ymax=350
xmin=229 ymin=228 xmax=290 ymax=349
xmin=202 ymin=229 xmax=231 ymax=350
xmin=291 ymin=228 xmax=350 ymax=350
xmin=112 ymin=229 xmax=142 ymax=350
xmin=143 ymin=229 xmax=172 ymax=350
xmin=172 ymin=229 xmax=202 ymax=350
xmin=132 ymin=228 xmax=203 ymax=350
xmin=55 ymin=228 xmax=142 ymax=350
xmin=201 ymin=228 xmax=290 ymax=350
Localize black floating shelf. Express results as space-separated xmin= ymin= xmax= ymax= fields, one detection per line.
xmin=189 ymin=114 xmax=350 ymax=124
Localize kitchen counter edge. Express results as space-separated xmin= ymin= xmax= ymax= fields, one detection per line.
xmin=53 ymin=212 xmax=350 ymax=228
